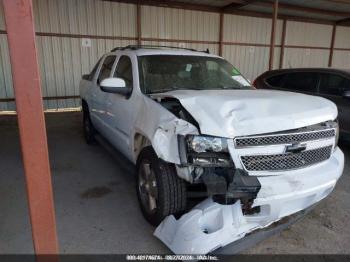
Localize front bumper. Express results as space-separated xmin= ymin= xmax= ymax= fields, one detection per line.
xmin=154 ymin=147 xmax=344 ymax=254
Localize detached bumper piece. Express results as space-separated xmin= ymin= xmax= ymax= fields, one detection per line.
xmin=154 ymin=200 xmax=314 ymax=254
xmin=154 ymin=198 xmax=262 ymax=254
xmin=154 ymin=169 xmax=263 ymax=254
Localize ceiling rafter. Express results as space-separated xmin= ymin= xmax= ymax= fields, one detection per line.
xmin=221 ymin=0 xmax=258 ymax=12
xmin=103 ymin=0 xmax=220 ymax=12
xmin=336 ymin=17 xmax=350 ymax=25
xmin=103 ymin=0 xmax=350 ymax=26
xmin=252 ymin=1 xmax=350 ymax=18
xmin=325 ymin=0 xmax=350 ymax=5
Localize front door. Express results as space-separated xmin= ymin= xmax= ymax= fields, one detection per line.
xmin=104 ymin=55 xmax=139 ymax=159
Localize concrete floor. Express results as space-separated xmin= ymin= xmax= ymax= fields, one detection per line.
xmin=0 ymin=112 xmax=349 ymax=254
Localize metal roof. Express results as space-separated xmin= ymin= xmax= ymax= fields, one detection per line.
xmin=134 ymin=0 xmax=350 ymax=25
xmin=241 ymin=0 xmax=350 ymax=22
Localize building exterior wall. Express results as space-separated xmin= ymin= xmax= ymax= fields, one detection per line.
xmin=0 ymin=1 xmax=4 ymax=30
xmin=222 ymin=15 xmax=283 ymax=80
xmin=332 ymin=26 xmax=350 ymax=68
xmin=140 ymin=5 xmax=220 ymax=55
xmin=282 ymin=21 xmax=332 ymax=69
xmin=141 ymin=6 xmax=219 ymax=43
xmin=0 ymin=0 xmax=349 ymax=111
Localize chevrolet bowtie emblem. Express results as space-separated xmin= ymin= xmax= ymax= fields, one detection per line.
xmin=285 ymin=143 xmax=307 ymax=154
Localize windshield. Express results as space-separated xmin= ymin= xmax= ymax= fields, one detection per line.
xmin=138 ymin=55 xmax=253 ymax=94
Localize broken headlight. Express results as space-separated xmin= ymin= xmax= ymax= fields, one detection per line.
xmin=187 ymin=135 xmax=228 ymax=153
xmin=177 ymin=135 xmax=232 ymax=167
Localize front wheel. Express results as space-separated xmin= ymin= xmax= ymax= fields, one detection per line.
xmin=136 ymin=147 xmax=187 ymax=226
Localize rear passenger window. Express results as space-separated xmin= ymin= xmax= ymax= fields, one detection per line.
xmin=97 ymin=55 xmax=116 ymax=84
xmin=113 ymin=56 xmax=133 ymax=89
xmin=282 ymin=72 xmax=318 ymax=93
xmin=265 ymin=74 xmax=286 ymax=88
xmin=319 ymin=73 xmax=349 ymax=96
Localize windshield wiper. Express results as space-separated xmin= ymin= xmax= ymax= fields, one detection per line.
xmin=148 ymin=86 xmax=204 ymax=94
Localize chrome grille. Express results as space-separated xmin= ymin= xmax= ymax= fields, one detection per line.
xmin=241 ymin=145 xmax=332 ymax=172
xmin=235 ymin=129 xmax=335 ymax=148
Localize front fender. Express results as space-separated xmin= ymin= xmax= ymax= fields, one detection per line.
xmin=134 ymin=95 xmax=198 ymax=164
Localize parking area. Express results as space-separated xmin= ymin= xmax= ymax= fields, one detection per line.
xmin=0 ymin=111 xmax=349 ymax=254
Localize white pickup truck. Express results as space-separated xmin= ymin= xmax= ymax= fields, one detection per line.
xmin=80 ymin=45 xmax=344 ymax=254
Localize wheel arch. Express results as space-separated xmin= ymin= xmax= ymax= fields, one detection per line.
xmin=133 ymin=132 xmax=152 ymax=162
xmin=81 ymin=99 xmax=88 ymax=112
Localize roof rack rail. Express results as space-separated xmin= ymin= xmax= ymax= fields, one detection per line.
xmin=110 ymin=45 xmax=210 ymax=54
xmin=110 ymin=47 xmax=126 ymax=52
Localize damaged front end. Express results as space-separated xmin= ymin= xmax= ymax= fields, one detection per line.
xmin=154 ymin=145 xmax=344 ymax=254
xmin=154 ymin=133 xmax=267 ymax=254
xmin=153 ymin=122 xmax=344 ymax=254
xmin=146 ymin=95 xmax=343 ymax=255
xmin=178 ymin=134 xmax=261 ymax=208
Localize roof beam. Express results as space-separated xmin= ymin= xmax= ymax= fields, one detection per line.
xmin=253 ymin=1 xmax=350 ymax=18
xmin=222 ymin=0 xmax=257 ymax=12
xmin=325 ymin=0 xmax=350 ymax=5
xmin=336 ymin=17 xmax=350 ymax=26
xmin=103 ymin=0 xmax=220 ymax=12
xmin=103 ymin=0 xmax=350 ymax=27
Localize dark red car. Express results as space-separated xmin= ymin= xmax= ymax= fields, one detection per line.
xmin=253 ymin=68 xmax=350 ymax=141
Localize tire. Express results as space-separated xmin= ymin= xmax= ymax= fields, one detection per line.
xmin=82 ymin=104 xmax=96 ymax=144
xmin=136 ymin=147 xmax=187 ymax=226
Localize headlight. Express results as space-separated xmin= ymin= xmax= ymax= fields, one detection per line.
xmin=187 ymin=135 xmax=228 ymax=153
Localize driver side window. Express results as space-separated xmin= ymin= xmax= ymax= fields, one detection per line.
xmin=113 ymin=56 xmax=133 ymax=89
xmin=97 ymin=55 xmax=116 ymax=84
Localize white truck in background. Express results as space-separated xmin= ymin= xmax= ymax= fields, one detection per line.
xmin=79 ymin=45 xmax=344 ymax=254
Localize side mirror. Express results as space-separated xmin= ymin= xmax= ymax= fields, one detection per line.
xmin=342 ymin=90 xmax=350 ymax=99
xmin=100 ymin=77 xmax=131 ymax=96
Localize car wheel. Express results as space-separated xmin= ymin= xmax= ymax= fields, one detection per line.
xmin=136 ymin=147 xmax=187 ymax=226
xmin=83 ymin=107 xmax=96 ymax=144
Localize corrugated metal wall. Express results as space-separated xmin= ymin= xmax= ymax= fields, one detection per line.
xmin=140 ymin=6 xmax=220 ymax=55
xmin=0 ymin=0 xmax=349 ymax=111
xmin=0 ymin=0 xmax=137 ymax=110
xmin=282 ymin=21 xmax=332 ymax=68
xmin=34 ymin=0 xmax=137 ymax=109
xmin=141 ymin=6 xmax=219 ymax=43
xmin=333 ymin=26 xmax=350 ymax=68
xmin=222 ymin=15 xmax=283 ymax=80
xmin=0 ymin=2 xmax=15 ymax=111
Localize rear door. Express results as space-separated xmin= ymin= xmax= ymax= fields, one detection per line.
xmin=90 ymin=55 xmax=117 ymax=134
xmin=280 ymin=72 xmax=319 ymax=95
xmin=318 ymin=73 xmax=350 ymax=135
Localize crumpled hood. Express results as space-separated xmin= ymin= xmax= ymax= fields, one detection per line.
xmin=152 ymin=89 xmax=337 ymax=137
